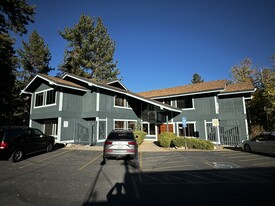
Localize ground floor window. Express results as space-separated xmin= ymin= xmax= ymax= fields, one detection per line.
xmin=114 ymin=120 xmax=137 ymax=130
xmin=142 ymin=122 xmax=156 ymax=135
xmin=44 ymin=120 xmax=58 ymax=136
xmin=178 ymin=122 xmax=196 ymax=137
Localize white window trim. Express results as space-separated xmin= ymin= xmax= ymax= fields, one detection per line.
xmin=58 ymin=90 xmax=63 ymax=111
xmin=34 ymin=88 xmax=57 ymax=108
xmin=96 ymin=89 xmax=100 ymax=111
xmin=57 ymin=117 xmax=62 ymax=142
xmin=214 ymin=96 xmax=219 ymax=114
xmin=141 ymin=121 xmax=158 ymax=137
xmin=97 ymin=117 xmax=108 ymax=143
xmin=113 ymin=119 xmax=137 ymax=130
xmin=113 ymin=94 xmax=132 ymax=110
xmin=176 ymin=98 xmax=195 ymax=110
xmin=176 ymin=121 xmax=196 ymax=137
xmin=242 ymin=96 xmax=246 ymax=114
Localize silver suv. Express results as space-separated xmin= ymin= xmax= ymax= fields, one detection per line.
xmin=103 ymin=130 xmax=138 ymax=161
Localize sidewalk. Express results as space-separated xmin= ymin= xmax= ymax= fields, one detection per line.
xmin=139 ymin=140 xmax=168 ymax=152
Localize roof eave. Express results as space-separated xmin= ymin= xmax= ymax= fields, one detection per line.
xmin=150 ymin=89 xmax=225 ymax=99
xmin=218 ymin=89 xmax=256 ymax=96
xmin=63 ymin=73 xmax=182 ymax=113
xmin=22 ymin=74 xmax=88 ymax=94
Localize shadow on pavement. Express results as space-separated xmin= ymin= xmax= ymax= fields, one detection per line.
xmin=83 ymin=157 xmax=275 ymax=206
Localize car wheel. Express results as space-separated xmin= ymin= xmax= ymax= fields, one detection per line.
xmin=10 ymin=148 xmax=23 ymax=163
xmin=244 ymin=144 xmax=251 ymax=152
xmin=47 ymin=143 xmax=54 ymax=152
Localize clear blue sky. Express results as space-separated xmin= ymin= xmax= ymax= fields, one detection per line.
xmin=15 ymin=0 xmax=275 ymax=92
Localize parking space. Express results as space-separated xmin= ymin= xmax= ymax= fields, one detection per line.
xmin=1 ymin=148 xmax=275 ymax=205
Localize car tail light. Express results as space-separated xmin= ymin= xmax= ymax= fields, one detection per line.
xmin=104 ymin=141 xmax=113 ymax=145
xmin=128 ymin=141 xmax=137 ymax=145
xmin=127 ymin=149 xmax=135 ymax=153
xmin=0 ymin=141 xmax=8 ymax=149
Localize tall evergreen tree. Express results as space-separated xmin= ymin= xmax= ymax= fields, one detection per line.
xmin=59 ymin=15 xmax=120 ymax=82
xmin=0 ymin=0 xmax=35 ymax=125
xmin=0 ymin=0 xmax=35 ymax=35
xmin=191 ymin=73 xmax=204 ymax=84
xmin=17 ymin=30 xmax=52 ymax=83
xmin=15 ymin=30 xmax=52 ymax=125
xmin=0 ymin=33 xmax=17 ymax=125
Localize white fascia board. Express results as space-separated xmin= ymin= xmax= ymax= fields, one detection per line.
xmin=21 ymin=74 xmax=41 ymax=94
xmin=38 ymin=75 xmax=87 ymax=92
xmin=126 ymin=93 xmax=182 ymax=113
xmin=24 ymin=74 xmax=88 ymax=93
xmin=107 ymin=80 xmax=128 ymax=91
xmin=152 ymin=89 xmax=224 ymax=99
xmin=218 ymin=89 xmax=255 ymax=96
xmin=63 ymin=74 xmax=181 ymax=113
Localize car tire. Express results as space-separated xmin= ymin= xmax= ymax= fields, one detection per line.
xmin=47 ymin=143 xmax=54 ymax=152
xmin=10 ymin=148 xmax=23 ymax=163
xmin=244 ymin=144 xmax=251 ymax=152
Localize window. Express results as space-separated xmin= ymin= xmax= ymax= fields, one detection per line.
xmin=46 ymin=90 xmax=56 ymax=105
xmin=114 ymin=120 xmax=136 ymax=130
xmin=142 ymin=122 xmax=156 ymax=135
xmin=114 ymin=93 xmax=129 ymax=108
xmin=45 ymin=120 xmax=58 ymax=136
xmin=35 ymin=89 xmax=56 ymax=107
xmin=178 ymin=123 xmax=195 ymax=137
xmin=35 ymin=93 xmax=44 ymax=107
xmin=177 ymin=97 xmax=193 ymax=109
xmin=33 ymin=129 xmax=43 ymax=138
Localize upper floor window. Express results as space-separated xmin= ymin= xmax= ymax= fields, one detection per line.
xmin=35 ymin=89 xmax=56 ymax=108
xmin=114 ymin=93 xmax=129 ymax=108
xmin=176 ymin=96 xmax=193 ymax=109
xmin=156 ymin=98 xmax=171 ymax=105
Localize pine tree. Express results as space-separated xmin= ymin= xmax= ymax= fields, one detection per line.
xmin=0 ymin=0 xmax=35 ymax=125
xmin=191 ymin=73 xmax=204 ymax=84
xmin=59 ymin=15 xmax=120 ymax=82
xmin=17 ymin=30 xmax=52 ymax=83
xmin=0 ymin=33 xmax=17 ymax=125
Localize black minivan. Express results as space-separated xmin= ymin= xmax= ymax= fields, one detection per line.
xmin=0 ymin=126 xmax=55 ymax=162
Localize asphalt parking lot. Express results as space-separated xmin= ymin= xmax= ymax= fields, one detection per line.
xmin=1 ymin=147 xmax=275 ymax=205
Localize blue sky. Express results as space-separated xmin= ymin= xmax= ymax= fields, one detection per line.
xmin=15 ymin=0 xmax=275 ymax=92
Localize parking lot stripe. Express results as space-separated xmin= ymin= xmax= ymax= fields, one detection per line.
xmin=142 ymin=164 xmax=193 ymax=172
xmin=19 ymin=150 xmax=73 ymax=169
xmin=139 ymin=151 xmax=143 ymax=172
xmin=253 ymin=162 xmax=275 ymax=166
xmin=78 ymin=153 xmax=102 ymax=171
xmin=239 ymin=157 xmax=271 ymax=162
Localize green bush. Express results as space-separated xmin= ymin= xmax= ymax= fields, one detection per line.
xmin=172 ymin=137 xmax=214 ymax=150
xmin=159 ymin=132 xmax=176 ymax=148
xmin=134 ymin=130 xmax=146 ymax=145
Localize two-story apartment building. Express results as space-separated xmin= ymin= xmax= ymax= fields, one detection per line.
xmin=21 ymin=73 xmax=255 ymax=146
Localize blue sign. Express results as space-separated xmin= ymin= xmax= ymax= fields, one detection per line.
xmin=182 ymin=117 xmax=187 ymax=128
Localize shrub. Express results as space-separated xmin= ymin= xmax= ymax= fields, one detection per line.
xmin=172 ymin=137 xmax=214 ymax=150
xmin=134 ymin=130 xmax=146 ymax=145
xmin=159 ymin=132 xmax=176 ymax=148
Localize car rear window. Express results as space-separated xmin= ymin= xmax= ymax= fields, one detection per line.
xmin=107 ymin=132 xmax=135 ymax=140
xmin=6 ymin=128 xmax=25 ymax=139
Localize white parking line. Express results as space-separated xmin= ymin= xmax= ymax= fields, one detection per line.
xmin=79 ymin=153 xmax=102 ymax=171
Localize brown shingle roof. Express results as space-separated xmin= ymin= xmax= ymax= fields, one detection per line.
xmin=138 ymin=80 xmax=255 ymax=98
xmin=223 ymin=82 xmax=255 ymax=94
xmin=138 ymin=80 xmax=227 ymax=98
xmin=39 ymin=74 xmax=86 ymax=90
